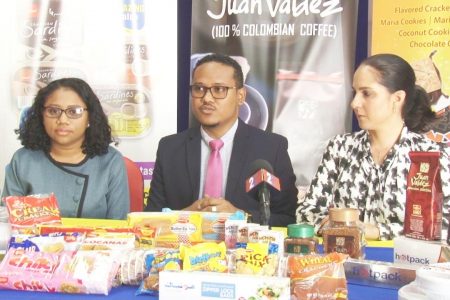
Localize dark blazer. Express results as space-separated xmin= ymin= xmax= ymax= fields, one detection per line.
xmin=146 ymin=119 xmax=298 ymax=227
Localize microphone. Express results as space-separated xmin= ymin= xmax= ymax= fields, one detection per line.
xmin=245 ymin=159 xmax=281 ymax=226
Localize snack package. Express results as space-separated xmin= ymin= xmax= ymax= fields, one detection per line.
xmin=0 ymin=248 xmax=80 ymax=292
xmin=284 ymin=252 xmax=348 ymax=300
xmin=224 ymin=219 xmax=247 ymax=249
xmin=79 ymin=231 xmax=136 ymax=251
xmin=8 ymin=232 xmax=84 ymax=253
xmin=39 ymin=224 xmax=133 ymax=235
xmin=404 ymin=151 xmax=443 ymax=240
xmin=180 ymin=242 xmax=227 ymax=272
xmin=4 ymin=193 xmax=61 ymax=234
xmin=0 ymin=248 xmax=120 ymax=295
xmin=116 ymin=249 xmax=154 ymax=286
xmin=69 ymin=250 xmax=122 ymax=294
xmin=200 ymin=210 xmax=247 ymax=241
xmin=136 ymin=249 xmax=181 ymax=296
xmin=231 ymin=242 xmax=279 ymax=276
xmin=128 ymin=211 xmax=202 ymax=248
xmin=133 ymin=226 xmax=158 ymax=249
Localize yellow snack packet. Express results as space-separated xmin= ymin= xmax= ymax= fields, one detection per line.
xmin=234 ymin=242 xmax=278 ymax=276
xmin=180 ymin=242 xmax=227 ymax=272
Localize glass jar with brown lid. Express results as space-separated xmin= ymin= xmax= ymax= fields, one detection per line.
xmin=322 ymin=208 xmax=365 ymax=259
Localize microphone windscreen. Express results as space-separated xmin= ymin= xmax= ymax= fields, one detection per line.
xmin=248 ymin=159 xmax=274 ymax=176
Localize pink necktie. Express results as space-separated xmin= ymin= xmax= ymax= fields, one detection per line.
xmin=204 ymin=139 xmax=224 ymax=197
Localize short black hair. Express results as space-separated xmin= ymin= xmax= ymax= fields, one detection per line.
xmin=17 ymin=77 xmax=115 ymax=157
xmin=192 ymin=53 xmax=244 ymax=88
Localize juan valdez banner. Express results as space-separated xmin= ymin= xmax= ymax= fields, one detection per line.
xmin=190 ymin=0 xmax=359 ymax=194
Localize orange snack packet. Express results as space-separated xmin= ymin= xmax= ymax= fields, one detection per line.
xmin=286 ymin=252 xmax=348 ymax=300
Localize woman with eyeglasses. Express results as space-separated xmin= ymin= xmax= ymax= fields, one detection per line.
xmin=2 ymin=78 xmax=130 ymax=219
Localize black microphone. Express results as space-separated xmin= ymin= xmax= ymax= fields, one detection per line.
xmin=246 ymin=159 xmax=281 ymax=226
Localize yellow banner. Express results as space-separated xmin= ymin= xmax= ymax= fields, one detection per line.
xmin=371 ymin=0 xmax=450 ymax=143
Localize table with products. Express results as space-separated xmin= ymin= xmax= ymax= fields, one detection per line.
xmin=0 ymin=241 xmax=399 ymax=300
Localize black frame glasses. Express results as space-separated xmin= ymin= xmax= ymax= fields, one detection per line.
xmin=43 ymin=106 xmax=88 ymax=119
xmin=190 ymin=84 xmax=238 ymax=99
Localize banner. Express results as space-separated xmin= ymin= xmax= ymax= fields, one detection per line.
xmin=370 ymin=0 xmax=450 ymax=144
xmin=191 ymin=0 xmax=359 ymax=192
xmin=0 ymin=0 xmax=178 ymax=198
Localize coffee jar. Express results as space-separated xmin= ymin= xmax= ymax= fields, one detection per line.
xmin=322 ymin=208 xmax=365 ymax=259
xmin=284 ymin=223 xmax=318 ymax=255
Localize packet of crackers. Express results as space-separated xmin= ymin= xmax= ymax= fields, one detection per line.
xmin=8 ymin=232 xmax=84 ymax=253
xmin=79 ymin=231 xmax=136 ymax=251
xmin=282 ymin=252 xmax=348 ymax=300
xmin=3 ymin=193 xmax=61 ymax=234
xmin=40 ymin=224 xmax=158 ymax=250
xmin=136 ymin=249 xmax=181 ymax=296
xmin=404 ymin=151 xmax=443 ymax=240
xmin=0 ymin=248 xmax=81 ymax=293
xmin=200 ymin=210 xmax=247 ymax=242
xmin=128 ymin=211 xmax=202 ymax=248
xmin=69 ymin=250 xmax=122 ymax=294
xmin=0 ymin=248 xmax=121 ymax=295
xmin=39 ymin=224 xmax=133 ymax=235
xmin=115 ymin=249 xmax=154 ymax=286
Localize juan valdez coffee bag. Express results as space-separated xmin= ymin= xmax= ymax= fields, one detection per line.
xmin=404 ymin=151 xmax=443 ymax=240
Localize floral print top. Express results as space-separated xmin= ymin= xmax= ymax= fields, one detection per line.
xmin=297 ymin=127 xmax=450 ymax=240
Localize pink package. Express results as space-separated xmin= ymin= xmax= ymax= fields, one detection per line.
xmin=0 ymin=249 xmax=83 ymax=293
xmin=0 ymin=248 xmax=120 ymax=294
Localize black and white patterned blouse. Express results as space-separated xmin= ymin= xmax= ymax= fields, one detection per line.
xmin=297 ymin=127 xmax=450 ymax=240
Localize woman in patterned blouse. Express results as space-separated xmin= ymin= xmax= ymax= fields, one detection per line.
xmin=297 ymin=53 xmax=450 ymax=240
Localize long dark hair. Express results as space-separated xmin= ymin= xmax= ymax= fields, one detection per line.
xmin=361 ymin=53 xmax=435 ymax=133
xmin=17 ymin=77 xmax=116 ymax=157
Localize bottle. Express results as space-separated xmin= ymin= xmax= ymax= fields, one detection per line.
xmin=284 ymin=223 xmax=318 ymax=255
xmin=322 ymin=208 xmax=365 ymax=259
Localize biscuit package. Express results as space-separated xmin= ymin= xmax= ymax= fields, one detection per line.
xmin=8 ymin=232 xmax=84 ymax=253
xmin=3 ymin=193 xmax=61 ymax=234
xmin=283 ymin=252 xmax=348 ymax=300
xmin=136 ymin=249 xmax=181 ymax=296
xmin=79 ymin=231 xmax=136 ymax=251
xmin=404 ymin=152 xmax=443 ymax=240
xmin=116 ymin=249 xmax=153 ymax=286
xmin=0 ymin=248 xmax=121 ymax=295
xmin=128 ymin=211 xmax=202 ymax=248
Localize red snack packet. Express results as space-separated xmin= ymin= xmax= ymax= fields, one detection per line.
xmin=404 ymin=152 xmax=443 ymax=240
xmin=3 ymin=193 xmax=62 ymax=234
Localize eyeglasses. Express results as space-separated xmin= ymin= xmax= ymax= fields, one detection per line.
xmin=43 ymin=106 xmax=88 ymax=119
xmin=190 ymin=85 xmax=238 ymax=99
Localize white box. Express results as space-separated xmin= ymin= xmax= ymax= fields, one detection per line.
xmin=159 ymin=271 xmax=290 ymax=300
xmin=394 ymin=236 xmax=450 ymax=266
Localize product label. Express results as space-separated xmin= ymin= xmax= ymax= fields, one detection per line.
xmin=286 ymin=244 xmax=311 ymax=255
xmin=201 ymin=282 xmax=235 ymax=299
xmin=326 ymin=235 xmax=355 ymax=256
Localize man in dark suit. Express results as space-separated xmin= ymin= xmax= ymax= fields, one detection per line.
xmin=145 ymin=53 xmax=298 ymax=226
